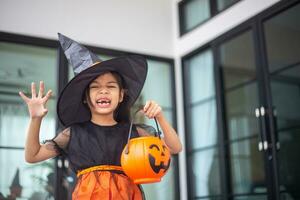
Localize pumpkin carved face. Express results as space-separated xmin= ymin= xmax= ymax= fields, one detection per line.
xmin=121 ymin=136 xmax=171 ymax=184
xmin=148 ymin=143 xmax=171 ymax=174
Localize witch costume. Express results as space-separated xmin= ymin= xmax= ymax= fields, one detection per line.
xmin=45 ymin=33 xmax=153 ymax=200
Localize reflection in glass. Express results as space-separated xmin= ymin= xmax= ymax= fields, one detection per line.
xmin=270 ymin=66 xmax=300 ymax=130
xmin=185 ymin=49 xmax=215 ymax=103
xmin=264 ymin=4 xmax=300 ymax=199
xmin=220 ymin=31 xmax=256 ymax=89
xmin=280 ymin=192 xmax=297 ymax=200
xmin=188 ymin=100 xmax=218 ymax=150
xmin=226 ymin=83 xmax=260 ymax=140
xmin=230 ymin=138 xmax=266 ymax=194
xmin=264 ymin=3 xmax=300 ymax=72
xmin=0 ymin=149 xmax=55 ymax=199
xmin=181 ymin=0 xmax=210 ymax=32
xmin=278 ymin=128 xmax=300 ymax=199
xmin=269 ymin=48 xmax=300 ymax=200
xmin=187 ymin=148 xmax=221 ymax=198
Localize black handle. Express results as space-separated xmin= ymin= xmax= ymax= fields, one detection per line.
xmin=256 ymin=106 xmax=268 ymax=151
xmin=124 ymin=107 xmax=162 ymax=154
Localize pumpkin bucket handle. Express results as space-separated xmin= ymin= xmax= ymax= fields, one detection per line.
xmin=124 ymin=107 xmax=162 ymax=154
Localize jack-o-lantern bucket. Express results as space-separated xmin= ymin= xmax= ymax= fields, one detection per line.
xmin=121 ymin=116 xmax=171 ymax=184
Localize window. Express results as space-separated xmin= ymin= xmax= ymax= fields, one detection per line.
xmin=179 ymin=0 xmax=211 ymax=34
xmin=183 ymin=49 xmax=222 ymax=199
xmin=179 ymin=0 xmax=241 ymax=35
xmin=0 ymin=41 xmax=57 ymax=199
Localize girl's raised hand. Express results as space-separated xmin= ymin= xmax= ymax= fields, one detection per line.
xmin=19 ymin=81 xmax=52 ymax=119
xmin=142 ymin=100 xmax=163 ymax=119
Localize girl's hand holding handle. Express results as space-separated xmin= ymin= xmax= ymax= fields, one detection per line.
xmin=141 ymin=100 xmax=183 ymax=154
xmin=19 ymin=81 xmax=52 ymax=119
xmin=142 ymin=100 xmax=163 ymax=119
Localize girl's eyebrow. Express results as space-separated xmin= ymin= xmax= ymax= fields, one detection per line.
xmin=107 ymin=81 xmax=118 ymax=84
xmin=90 ymin=81 xmax=117 ymax=84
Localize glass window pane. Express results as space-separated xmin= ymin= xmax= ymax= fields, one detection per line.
xmin=187 ymin=148 xmax=221 ymax=198
xmin=234 ymin=195 xmax=267 ymax=200
xmin=0 ymin=42 xmax=57 ymax=95
xmin=220 ymin=31 xmax=256 ymax=89
xmin=0 ymin=149 xmax=55 ymax=199
xmin=217 ymin=0 xmax=239 ymax=12
xmin=230 ymin=138 xmax=266 ymax=194
xmin=187 ymin=100 xmax=218 ymax=150
xmin=278 ymin=128 xmax=300 ymax=198
xmin=143 ymin=158 xmax=177 ymax=200
xmin=0 ymin=42 xmax=57 ymax=147
xmin=181 ymin=0 xmax=211 ymax=32
xmin=185 ymin=49 xmax=215 ymax=103
xmin=280 ymin=192 xmax=297 ymax=200
xmin=264 ymin=3 xmax=300 ymax=72
xmin=225 ymin=83 xmax=260 ymax=140
xmin=140 ymin=59 xmax=173 ymax=108
xmin=133 ymin=59 xmax=176 ymax=200
xmin=270 ymin=72 xmax=300 ymax=130
xmin=0 ymin=104 xmax=56 ymax=147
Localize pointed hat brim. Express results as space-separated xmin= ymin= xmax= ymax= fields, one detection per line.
xmin=57 ymin=55 xmax=147 ymax=127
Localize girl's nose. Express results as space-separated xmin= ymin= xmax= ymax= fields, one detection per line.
xmin=99 ymin=88 xmax=109 ymax=94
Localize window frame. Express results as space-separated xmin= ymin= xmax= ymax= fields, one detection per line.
xmin=178 ymin=0 xmax=241 ymax=36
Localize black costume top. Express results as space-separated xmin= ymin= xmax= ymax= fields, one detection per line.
xmin=49 ymin=121 xmax=156 ymax=173
xmin=65 ymin=121 xmax=139 ymax=172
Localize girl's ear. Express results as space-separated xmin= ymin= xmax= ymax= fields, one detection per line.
xmin=119 ymin=89 xmax=124 ymax=103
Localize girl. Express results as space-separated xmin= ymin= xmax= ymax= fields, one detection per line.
xmin=19 ymin=33 xmax=182 ymax=200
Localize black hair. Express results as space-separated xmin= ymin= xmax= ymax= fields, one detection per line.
xmin=84 ymin=71 xmax=131 ymax=123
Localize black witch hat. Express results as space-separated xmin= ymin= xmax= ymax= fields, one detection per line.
xmin=57 ymin=33 xmax=148 ymax=126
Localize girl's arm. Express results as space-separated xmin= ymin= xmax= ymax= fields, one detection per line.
xmin=142 ymin=100 xmax=182 ymax=154
xmin=20 ymin=81 xmax=58 ymax=163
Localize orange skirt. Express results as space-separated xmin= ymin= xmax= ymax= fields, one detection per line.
xmin=72 ymin=171 xmax=144 ymax=200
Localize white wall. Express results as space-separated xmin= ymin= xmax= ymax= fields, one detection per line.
xmin=0 ymin=0 xmax=174 ymax=58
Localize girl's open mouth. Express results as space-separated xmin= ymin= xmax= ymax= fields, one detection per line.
xmin=96 ymin=98 xmax=111 ymax=108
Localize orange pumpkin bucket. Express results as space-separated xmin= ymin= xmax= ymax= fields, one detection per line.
xmin=121 ymin=114 xmax=171 ymax=184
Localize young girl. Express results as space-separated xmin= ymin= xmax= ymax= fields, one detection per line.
xmin=19 ymin=33 xmax=182 ymax=200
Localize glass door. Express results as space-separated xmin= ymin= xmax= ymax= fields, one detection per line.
xmin=263 ymin=2 xmax=300 ymax=199
xmin=218 ymin=29 xmax=268 ymax=200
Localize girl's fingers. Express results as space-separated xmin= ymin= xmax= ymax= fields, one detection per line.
xmin=152 ymin=106 xmax=162 ymax=118
xmin=143 ymin=100 xmax=163 ymax=118
xmin=145 ymin=102 xmax=160 ymax=118
xmin=38 ymin=81 xmax=44 ymax=98
xmin=19 ymin=91 xmax=30 ymax=103
xmin=143 ymin=100 xmax=151 ymax=112
xmin=31 ymin=82 xmax=37 ymax=98
xmin=43 ymin=90 xmax=52 ymax=102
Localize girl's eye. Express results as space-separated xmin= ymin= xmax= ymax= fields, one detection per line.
xmin=107 ymin=85 xmax=117 ymax=88
xmin=89 ymin=85 xmax=98 ymax=89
